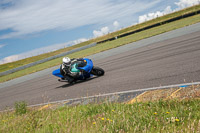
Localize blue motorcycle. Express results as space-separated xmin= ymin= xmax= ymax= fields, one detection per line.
xmin=52 ymin=58 xmax=104 ymax=83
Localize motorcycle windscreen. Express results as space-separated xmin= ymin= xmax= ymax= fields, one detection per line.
xmin=52 ymin=69 xmax=64 ymax=78
xmin=78 ymin=58 xmax=93 ymax=73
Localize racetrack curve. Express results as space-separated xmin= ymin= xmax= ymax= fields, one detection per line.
xmin=1 ymin=24 xmax=200 ymax=110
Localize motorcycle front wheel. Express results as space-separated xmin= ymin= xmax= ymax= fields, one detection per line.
xmin=91 ymin=66 xmax=105 ymax=76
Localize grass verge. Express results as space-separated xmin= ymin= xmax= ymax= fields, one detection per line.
xmin=1 ymin=99 xmax=200 ymax=132
xmin=0 ymin=84 xmax=199 ymax=132
xmin=0 ymin=13 xmax=200 ymax=83
xmin=0 ymin=5 xmax=199 ymax=73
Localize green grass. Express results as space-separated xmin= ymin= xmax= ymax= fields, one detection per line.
xmin=0 ymin=4 xmax=200 ymax=73
xmin=1 ymin=99 xmax=200 ymax=132
xmin=0 ymin=13 xmax=200 ymax=83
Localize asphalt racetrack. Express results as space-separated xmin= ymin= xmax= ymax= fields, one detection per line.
xmin=1 ymin=23 xmax=200 ymax=110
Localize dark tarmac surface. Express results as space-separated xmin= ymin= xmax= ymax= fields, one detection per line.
xmin=0 ymin=30 xmax=200 ymax=110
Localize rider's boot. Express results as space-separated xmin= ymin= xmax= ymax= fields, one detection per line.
xmin=65 ymin=75 xmax=75 ymax=84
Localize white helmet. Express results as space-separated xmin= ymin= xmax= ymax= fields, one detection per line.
xmin=62 ymin=57 xmax=71 ymax=65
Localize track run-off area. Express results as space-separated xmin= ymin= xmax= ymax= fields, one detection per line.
xmin=0 ymin=23 xmax=200 ymax=110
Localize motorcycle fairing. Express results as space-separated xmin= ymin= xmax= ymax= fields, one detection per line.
xmin=77 ymin=58 xmax=93 ymax=73
xmin=52 ymin=69 xmax=64 ymax=78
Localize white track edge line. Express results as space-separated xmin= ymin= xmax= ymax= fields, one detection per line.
xmin=29 ymin=81 xmax=200 ymax=107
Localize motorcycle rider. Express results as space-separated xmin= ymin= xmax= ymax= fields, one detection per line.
xmin=60 ymin=57 xmax=86 ymax=83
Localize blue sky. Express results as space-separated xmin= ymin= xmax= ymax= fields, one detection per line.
xmin=0 ymin=0 xmax=199 ymax=64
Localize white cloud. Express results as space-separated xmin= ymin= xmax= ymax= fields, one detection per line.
xmin=0 ymin=44 xmax=6 ymax=48
xmin=164 ymin=6 xmax=173 ymax=14
xmin=73 ymin=38 xmax=88 ymax=44
xmin=113 ymin=21 xmax=120 ymax=31
xmin=93 ymin=27 xmax=110 ymax=37
xmin=0 ymin=42 xmax=71 ymax=64
xmin=93 ymin=20 xmax=120 ymax=37
xmin=138 ymin=0 xmax=199 ymax=23
xmin=113 ymin=21 xmax=119 ymax=28
xmin=0 ymin=0 xmax=160 ymax=39
xmin=175 ymin=0 xmax=200 ymax=9
xmin=0 ymin=55 xmax=19 ymax=64
xmin=0 ymin=38 xmax=89 ymax=64
xmin=139 ymin=6 xmax=173 ymax=23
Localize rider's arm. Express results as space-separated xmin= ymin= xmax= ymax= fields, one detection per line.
xmin=71 ymin=58 xmax=84 ymax=62
xmin=73 ymin=58 xmax=86 ymax=67
xmin=61 ymin=63 xmax=71 ymax=75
